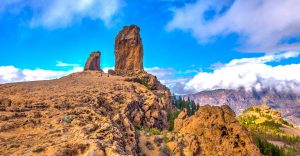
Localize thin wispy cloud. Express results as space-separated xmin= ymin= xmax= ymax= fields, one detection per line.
xmin=145 ymin=67 xmax=197 ymax=94
xmin=56 ymin=61 xmax=80 ymax=67
xmin=167 ymin=0 xmax=300 ymax=52
xmin=0 ymin=0 xmax=124 ymax=28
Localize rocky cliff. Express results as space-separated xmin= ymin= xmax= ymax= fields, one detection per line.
xmin=185 ymin=88 xmax=300 ymax=127
xmin=114 ymin=25 xmax=144 ymax=75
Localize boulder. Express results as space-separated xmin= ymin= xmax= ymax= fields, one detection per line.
xmin=114 ymin=25 xmax=143 ymax=75
xmin=84 ymin=51 xmax=101 ymax=71
xmin=108 ymin=69 xmax=116 ymax=75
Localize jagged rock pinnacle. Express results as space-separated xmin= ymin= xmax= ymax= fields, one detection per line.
xmin=114 ymin=25 xmax=144 ymax=75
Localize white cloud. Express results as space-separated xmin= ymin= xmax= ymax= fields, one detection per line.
xmin=0 ymin=66 xmax=20 ymax=82
xmin=0 ymin=66 xmax=83 ymax=83
xmin=56 ymin=61 xmax=79 ymax=67
xmin=1 ymin=0 xmax=124 ymax=28
xmin=167 ymin=0 xmax=300 ymax=52
xmin=184 ymin=51 xmax=300 ymax=94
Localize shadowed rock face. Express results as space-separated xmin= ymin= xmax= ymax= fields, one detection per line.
xmin=84 ymin=51 xmax=101 ymax=71
xmin=114 ymin=25 xmax=143 ymax=74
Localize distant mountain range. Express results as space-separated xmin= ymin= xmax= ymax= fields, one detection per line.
xmin=184 ymin=88 xmax=300 ymax=127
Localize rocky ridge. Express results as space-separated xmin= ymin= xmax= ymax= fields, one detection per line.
xmin=185 ymin=88 xmax=300 ymax=127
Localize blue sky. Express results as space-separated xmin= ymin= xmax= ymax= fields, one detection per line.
xmin=0 ymin=0 xmax=300 ymax=94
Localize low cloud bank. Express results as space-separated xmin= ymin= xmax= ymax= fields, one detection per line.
xmin=0 ymin=65 xmax=83 ymax=83
xmin=184 ymin=51 xmax=300 ymax=94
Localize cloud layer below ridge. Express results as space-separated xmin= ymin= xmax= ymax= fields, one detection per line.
xmin=183 ymin=51 xmax=300 ymax=94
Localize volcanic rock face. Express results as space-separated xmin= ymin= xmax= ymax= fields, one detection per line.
xmin=114 ymin=25 xmax=143 ymax=75
xmin=84 ymin=51 xmax=101 ymax=71
xmin=171 ymin=105 xmax=260 ymax=155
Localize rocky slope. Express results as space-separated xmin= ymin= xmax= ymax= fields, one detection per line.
xmin=0 ymin=71 xmax=170 ymax=156
xmin=184 ymin=88 xmax=300 ymax=127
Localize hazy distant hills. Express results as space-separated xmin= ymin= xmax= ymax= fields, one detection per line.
xmin=184 ymin=88 xmax=300 ymax=127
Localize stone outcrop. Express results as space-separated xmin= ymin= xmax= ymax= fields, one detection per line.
xmin=84 ymin=51 xmax=101 ymax=71
xmin=114 ymin=25 xmax=143 ymax=75
xmin=170 ymin=105 xmax=260 ymax=156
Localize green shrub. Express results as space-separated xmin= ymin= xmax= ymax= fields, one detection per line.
xmin=135 ymin=125 xmax=142 ymax=131
xmin=62 ymin=115 xmax=74 ymax=124
xmin=138 ymin=78 xmax=152 ymax=90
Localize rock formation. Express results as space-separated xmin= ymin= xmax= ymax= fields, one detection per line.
xmin=169 ymin=105 xmax=260 ymax=155
xmin=84 ymin=51 xmax=101 ymax=71
xmin=114 ymin=25 xmax=144 ymax=75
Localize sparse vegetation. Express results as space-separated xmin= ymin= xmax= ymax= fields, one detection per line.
xmin=238 ymin=106 xmax=300 ymax=155
xmin=137 ymin=77 xmax=152 ymax=90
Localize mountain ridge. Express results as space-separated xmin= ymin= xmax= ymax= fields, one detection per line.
xmin=184 ymin=88 xmax=300 ymax=127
